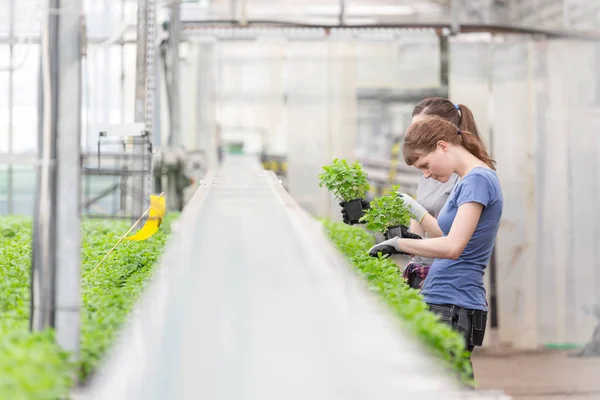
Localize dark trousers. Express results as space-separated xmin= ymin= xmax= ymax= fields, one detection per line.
xmin=428 ymin=303 xmax=488 ymax=382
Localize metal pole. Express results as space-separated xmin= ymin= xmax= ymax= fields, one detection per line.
xmin=54 ymin=0 xmax=83 ymax=355
xmin=339 ymin=0 xmax=346 ymax=26
xmin=240 ymin=0 xmax=247 ymax=26
xmin=120 ymin=0 xmax=126 ymax=123
xmin=439 ymin=31 xmax=449 ymax=88
xmin=144 ymin=0 xmax=157 ymax=206
xmin=31 ymin=0 xmax=60 ymax=332
xmin=134 ymin=0 xmax=148 ymax=124
xmin=487 ymin=38 xmax=498 ymax=329
xmin=167 ymin=0 xmax=181 ymax=147
xmin=165 ymin=0 xmax=183 ymax=210
xmin=7 ymin=0 xmax=14 ymax=214
xmin=450 ymin=0 xmax=460 ymax=35
xmin=31 ymin=0 xmax=83 ymax=358
xmin=132 ymin=0 xmax=156 ymax=222
xmin=119 ymin=0 xmax=127 ymax=211
xmin=103 ymin=0 xmax=111 ymax=124
xmin=130 ymin=0 xmax=149 ymax=221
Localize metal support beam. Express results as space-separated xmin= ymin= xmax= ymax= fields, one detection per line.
xmin=54 ymin=0 xmax=83 ymax=355
xmin=132 ymin=0 xmax=156 ymax=222
xmin=132 ymin=0 xmax=149 ymax=221
xmin=450 ymin=0 xmax=461 ymax=34
xmin=165 ymin=0 xmax=183 ymax=211
xmin=134 ymin=0 xmax=149 ymax=124
xmin=7 ymin=0 xmax=14 ymax=214
xmin=31 ymin=0 xmax=60 ymax=333
xmin=167 ymin=0 xmax=181 ymax=148
xmin=180 ymin=20 xmax=600 ymax=41
xmin=339 ymin=0 xmax=346 ymax=26
xmin=439 ymin=31 xmax=449 ymax=87
xmin=82 ymin=183 xmax=120 ymax=209
xmin=120 ymin=0 xmax=126 ymax=123
xmin=31 ymin=0 xmax=83 ymax=360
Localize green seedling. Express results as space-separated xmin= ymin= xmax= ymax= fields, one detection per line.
xmin=359 ymin=184 xmax=413 ymax=234
xmin=0 ymin=214 xmax=179 ymax=398
xmin=318 ymin=158 xmax=370 ymax=202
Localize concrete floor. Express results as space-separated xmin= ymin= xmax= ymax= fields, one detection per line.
xmin=472 ymin=330 xmax=600 ymax=399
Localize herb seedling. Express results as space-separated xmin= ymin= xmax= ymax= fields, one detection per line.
xmin=318 ymin=158 xmax=370 ymax=202
xmin=318 ymin=158 xmax=371 ymax=223
xmin=359 ymin=185 xmax=413 ymax=235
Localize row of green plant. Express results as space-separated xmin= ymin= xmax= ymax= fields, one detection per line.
xmin=0 ymin=214 xmax=177 ymax=399
xmin=322 ymin=219 xmax=473 ymax=382
xmin=318 ymin=158 xmax=473 ymax=383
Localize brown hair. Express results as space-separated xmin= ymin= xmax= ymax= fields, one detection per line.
xmin=403 ymin=117 xmax=496 ymax=170
xmin=412 ymin=97 xmax=481 ymax=139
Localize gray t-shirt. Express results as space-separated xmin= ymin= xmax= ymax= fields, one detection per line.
xmin=411 ymin=173 xmax=460 ymax=266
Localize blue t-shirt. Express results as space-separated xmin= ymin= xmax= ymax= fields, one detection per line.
xmin=421 ymin=167 xmax=503 ymax=311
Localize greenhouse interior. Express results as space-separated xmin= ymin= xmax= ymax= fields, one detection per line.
xmin=1 ymin=0 xmax=600 ymax=399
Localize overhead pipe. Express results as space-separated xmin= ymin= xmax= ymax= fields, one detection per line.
xmin=179 ymin=19 xmax=600 ymax=41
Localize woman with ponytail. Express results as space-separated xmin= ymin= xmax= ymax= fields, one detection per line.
xmin=412 ymin=97 xmax=481 ymax=136
xmin=367 ymin=117 xmax=503 ymax=380
xmin=400 ymin=97 xmax=487 ymax=289
xmin=340 ymin=97 xmax=488 ymax=290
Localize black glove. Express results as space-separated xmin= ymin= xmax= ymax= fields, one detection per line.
xmin=368 ymin=225 xmax=422 ymax=257
xmin=397 ymin=228 xmax=422 ymax=240
xmin=340 ymin=199 xmax=371 ymax=225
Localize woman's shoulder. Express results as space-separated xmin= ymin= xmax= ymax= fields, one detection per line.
xmin=462 ymin=167 xmax=499 ymax=184
xmin=458 ymin=167 xmax=503 ymax=201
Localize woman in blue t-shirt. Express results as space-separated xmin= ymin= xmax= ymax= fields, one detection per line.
xmin=340 ymin=98 xmax=487 ymax=291
xmin=367 ymin=117 xmax=503 ymax=379
xmin=402 ymin=98 xmax=485 ymax=289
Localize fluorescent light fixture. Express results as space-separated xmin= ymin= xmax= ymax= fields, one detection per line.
xmin=303 ymin=5 xmax=415 ymax=16
xmin=235 ymin=4 xmax=415 ymax=17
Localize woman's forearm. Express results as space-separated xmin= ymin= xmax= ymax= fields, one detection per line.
xmin=420 ymin=214 xmax=443 ymax=238
xmin=397 ymin=236 xmax=460 ymax=260
xmin=410 ymin=219 xmax=425 ymax=237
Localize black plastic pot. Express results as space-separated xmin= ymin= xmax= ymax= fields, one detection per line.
xmin=384 ymin=225 xmax=403 ymax=240
xmin=343 ymin=198 xmax=365 ymax=223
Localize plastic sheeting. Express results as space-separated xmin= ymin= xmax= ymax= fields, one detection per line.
xmin=200 ymin=29 xmax=440 ymax=217
xmin=285 ymin=39 xmax=331 ymax=216
xmin=450 ymin=34 xmax=600 ymax=349
xmin=534 ymin=38 xmax=600 ymax=347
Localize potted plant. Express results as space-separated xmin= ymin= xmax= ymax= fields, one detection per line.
xmin=318 ymin=158 xmax=370 ymax=223
xmin=359 ymin=185 xmax=414 ymax=239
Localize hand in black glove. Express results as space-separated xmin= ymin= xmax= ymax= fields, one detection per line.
xmin=340 ymin=199 xmax=371 ymax=225
xmin=367 ymin=225 xmax=422 ymax=257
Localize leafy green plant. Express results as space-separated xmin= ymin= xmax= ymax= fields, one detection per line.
xmin=0 ymin=330 xmax=74 ymax=400
xmin=0 ymin=216 xmax=74 ymax=399
xmin=79 ymin=213 xmax=178 ymax=380
xmin=321 ymin=219 xmax=474 ymax=385
xmin=318 ymin=158 xmax=370 ymax=202
xmin=0 ymin=213 xmax=179 ymax=398
xmin=359 ymin=185 xmax=413 ymax=234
